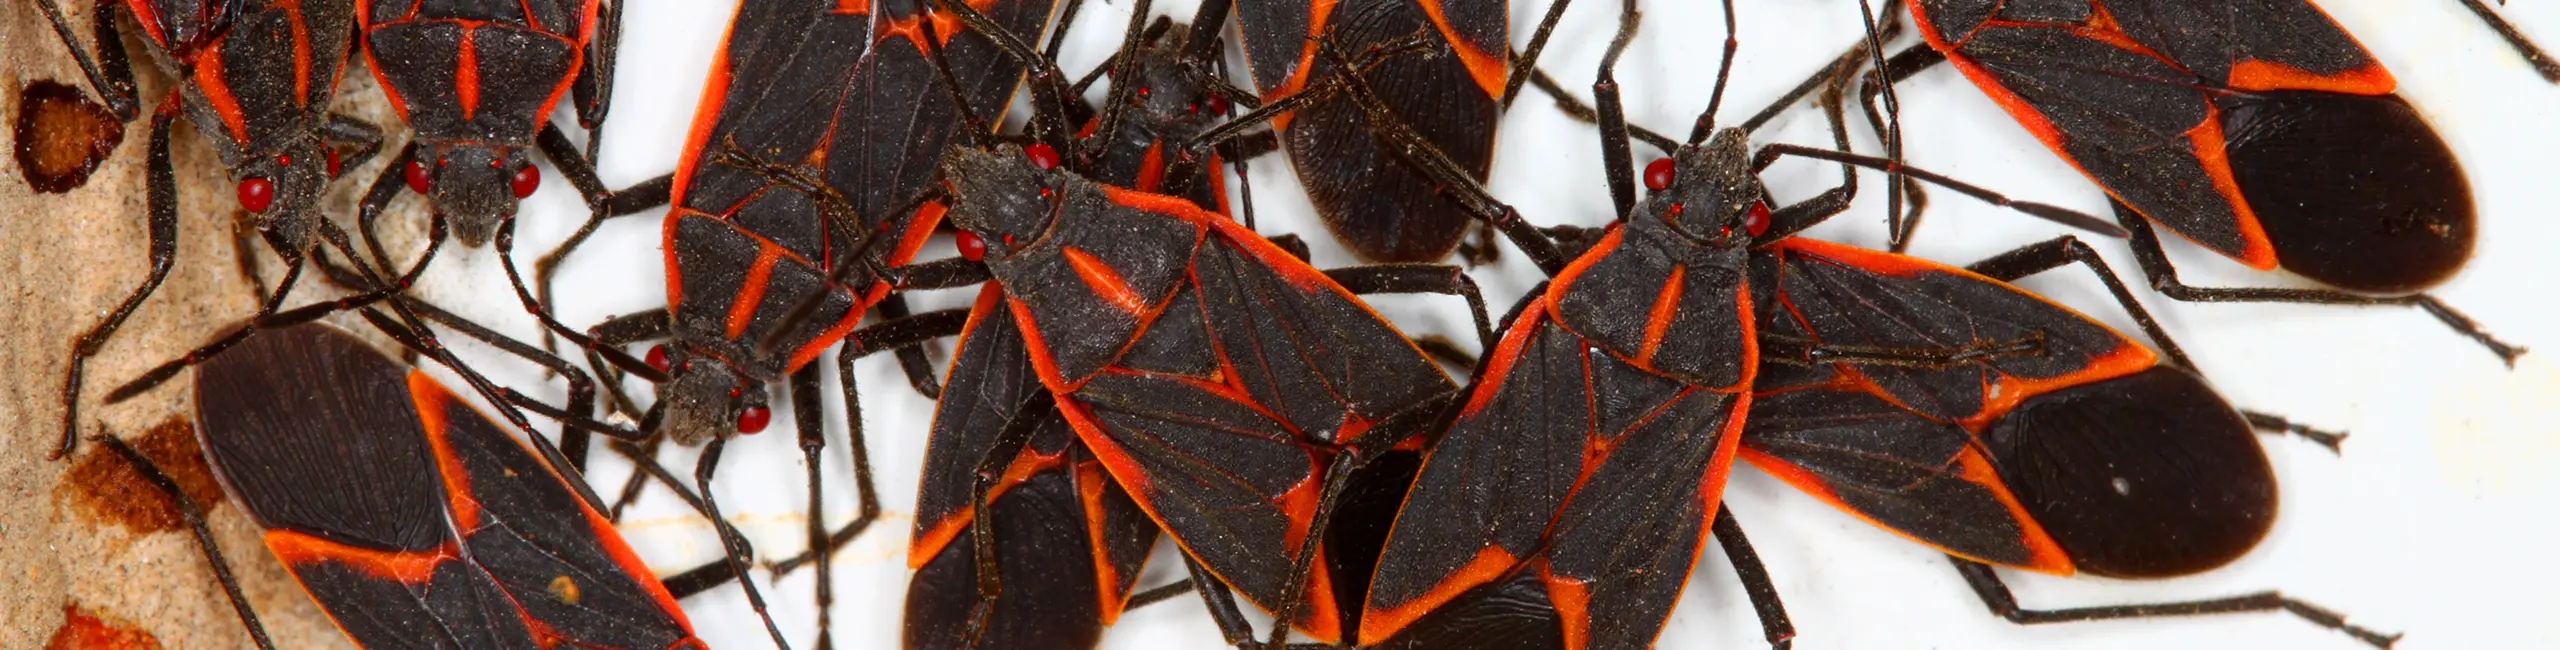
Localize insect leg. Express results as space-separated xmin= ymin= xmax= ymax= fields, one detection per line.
xmin=33 ymin=0 xmax=137 ymax=118
xmin=55 ymin=98 xmax=181 ymax=459
xmin=1321 ymin=264 xmax=1494 ymax=353
xmin=1949 ymin=557 xmax=2399 ymax=648
xmin=2453 ymin=0 xmax=2560 ymax=83
xmin=2112 ymin=205 xmax=2521 ymax=365
xmin=94 ymin=435 xmax=277 ymax=650
xmin=1713 ymin=507 xmax=1796 ymax=650
xmin=696 ymin=438 xmax=796 ymax=650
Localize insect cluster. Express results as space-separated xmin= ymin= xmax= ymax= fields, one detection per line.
xmin=22 ymin=0 xmax=2560 ymax=648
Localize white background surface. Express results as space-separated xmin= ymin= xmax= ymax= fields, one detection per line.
xmin=392 ymin=0 xmax=2560 ymax=648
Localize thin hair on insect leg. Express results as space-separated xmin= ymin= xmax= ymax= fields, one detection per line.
xmin=1503 ymin=0 xmax=1576 ymax=108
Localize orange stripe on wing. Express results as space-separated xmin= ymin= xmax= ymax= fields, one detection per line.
xmin=725 ymin=242 xmax=787 ymax=340
xmin=264 ymin=530 xmax=455 ymax=584
xmin=1357 ymin=545 xmax=1522 ymax=644
xmin=1063 ymin=246 xmax=1151 ymax=315
xmin=1633 ymin=266 xmax=1685 ymax=367
xmin=406 ymin=371 xmax=482 ymax=529
xmin=1413 ymin=0 xmax=1507 ymax=100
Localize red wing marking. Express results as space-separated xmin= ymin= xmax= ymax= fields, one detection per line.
xmin=2177 ymin=107 xmax=2276 ymax=268
xmin=1075 ymin=459 xmax=1130 ymax=623
xmin=286 ymin=2 xmax=314 ymax=103
xmin=1133 ymin=142 xmax=1166 ymax=194
xmin=1739 ymin=445 xmax=2074 ymax=574
xmin=2226 ymin=58 xmax=2394 ymax=95
xmin=1962 ymin=342 xmax=2153 ymax=432
xmin=264 ymin=530 xmax=453 ymax=584
xmin=1634 ymin=266 xmax=1685 ymax=367
xmin=1358 ymin=545 xmax=1521 ymax=645
xmin=1063 ymin=246 xmax=1151 ymax=315
xmin=405 ymin=372 xmax=481 ymax=530
xmin=1547 ymin=567 xmax=1593 ymax=650
xmin=1412 ymin=0 xmax=1505 ymax=99
xmin=192 ymin=50 xmax=253 ymax=142
xmin=454 ymin=26 xmax=482 ymax=120
xmin=724 ymin=242 xmax=787 ymax=339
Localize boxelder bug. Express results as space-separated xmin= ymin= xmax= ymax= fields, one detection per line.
xmin=93 ymin=322 xmax=707 ymax=650
xmin=1849 ymin=0 xmax=2522 ymax=362
xmin=40 ymin=0 xmax=390 ymax=460
xmin=883 ymin=2 xmax=1271 ymax=648
xmin=509 ymin=0 xmax=1057 ymax=645
xmin=1329 ymin=4 xmax=2394 ymax=647
xmin=356 ymin=0 xmax=662 ymax=246
xmin=1219 ymin=0 xmax=1579 ymax=262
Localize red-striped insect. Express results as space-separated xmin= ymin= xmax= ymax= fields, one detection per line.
xmin=524 ymin=0 xmax=1058 ymax=645
xmin=95 ymin=322 xmax=707 ymax=650
xmin=892 ymin=2 xmax=1266 ymax=646
xmin=357 ymin=0 xmax=665 ymax=247
xmin=1222 ymin=0 xmax=1571 ymax=262
xmin=1854 ymin=0 xmax=2521 ymax=361
xmin=40 ymin=0 xmax=386 ymax=461
xmin=1338 ymin=5 xmax=2393 ymax=647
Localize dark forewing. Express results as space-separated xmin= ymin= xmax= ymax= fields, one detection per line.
xmin=362 ymin=0 xmax=588 ymax=145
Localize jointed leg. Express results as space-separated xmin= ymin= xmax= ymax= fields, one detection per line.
xmin=1713 ymin=507 xmax=1796 ymax=650
xmin=1322 ymin=264 xmax=1495 ymax=353
xmin=1949 ymin=557 xmax=2398 ymax=648
xmin=2112 ymin=206 xmax=2521 ymax=365
xmin=95 ymin=435 xmax=276 ymax=650
xmin=33 ymin=0 xmax=139 ymax=118
xmin=789 ymin=364 xmax=838 ymax=649
xmin=2455 ymin=0 xmax=2560 ymax=83
xmin=696 ymin=439 xmax=796 ymax=650
xmin=60 ymin=102 xmax=197 ymax=459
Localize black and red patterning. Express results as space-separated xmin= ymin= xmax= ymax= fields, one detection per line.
xmin=646 ymin=0 xmax=1054 ymax=443
xmin=1907 ymin=0 xmax=2472 ymax=292
xmin=1741 ymin=237 xmax=2274 ymax=581
xmin=360 ymin=0 xmax=597 ymax=244
xmin=934 ymin=143 xmax=1462 ymax=643
xmin=194 ymin=323 xmax=702 ymax=649
xmin=1231 ymin=0 xmax=1508 ymax=262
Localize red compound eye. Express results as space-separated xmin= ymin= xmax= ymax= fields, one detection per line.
xmin=1204 ymin=93 xmax=1229 ymax=115
xmin=736 ymin=405 xmax=772 ymax=434
xmin=325 ymin=149 xmax=342 ymax=178
xmin=1643 ymin=158 xmax=1675 ymax=191
xmin=236 ymin=178 xmax=275 ymax=213
xmin=1745 ymin=202 xmax=1770 ymax=237
xmin=1024 ymin=143 xmax=1060 ymax=170
xmin=404 ymin=160 xmax=431 ymax=193
xmin=645 ymin=344 xmax=670 ymax=372
xmin=955 ymin=230 xmax=987 ymax=262
xmin=509 ymin=164 xmax=541 ymax=198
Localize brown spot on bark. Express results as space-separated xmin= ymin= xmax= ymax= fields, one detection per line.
xmin=47 ymin=604 xmax=164 ymax=650
xmin=61 ymin=417 xmax=224 ymax=534
xmin=15 ymin=79 xmax=124 ymax=193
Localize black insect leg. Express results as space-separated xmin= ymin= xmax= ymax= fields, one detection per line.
xmin=785 ymin=364 xmax=838 ymax=650
xmin=54 ymin=99 xmax=180 ymax=459
xmin=2454 ymin=0 xmax=2560 ymax=83
xmin=1949 ymin=557 xmax=2400 ymax=648
xmin=493 ymin=214 xmax=660 ymax=375
xmin=1853 ymin=41 xmax=1952 ymax=251
xmin=93 ymin=435 xmax=277 ymax=650
xmin=1593 ymin=0 xmax=1645 ymax=218
xmin=1307 ymin=43 xmax=1572 ymax=275
xmin=696 ymin=438 xmax=796 ymax=650
xmin=874 ymin=295 xmax=945 ymax=399
xmin=659 ymin=560 xmax=740 ymax=601
xmin=1713 ymin=507 xmax=1796 ymax=650
xmin=2112 ymin=205 xmax=2522 ymax=365
xmin=767 ymin=308 xmax=974 ymax=576
xmin=1322 ymin=264 xmax=1495 ymax=353
xmin=323 ymin=113 xmax=386 ymax=173
xmin=572 ymin=0 xmax=627 ymax=160
xmin=531 ymin=123 xmax=676 ymax=356
xmin=32 ymin=0 xmax=138 ymax=118
xmin=957 ymin=391 xmax=1061 ymax=650
xmin=1124 ymin=575 xmax=1198 ymax=611
xmin=1963 ymin=234 xmax=2354 ymax=452
xmin=1184 ymin=555 xmax=1260 ymax=647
